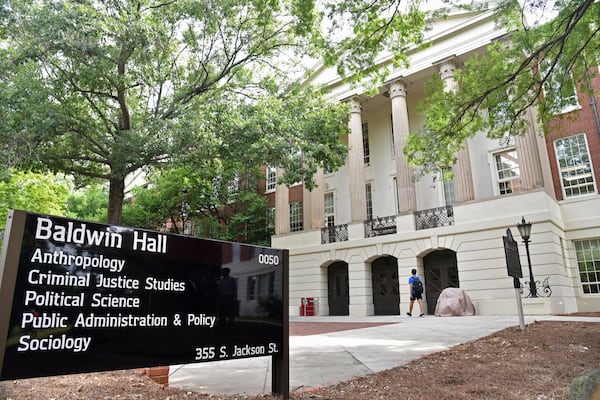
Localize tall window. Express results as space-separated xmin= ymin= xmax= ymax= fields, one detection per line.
xmin=541 ymin=60 xmax=579 ymax=114
xmin=324 ymin=192 xmax=335 ymax=227
xmin=442 ymin=167 xmax=455 ymax=206
xmin=490 ymin=101 xmax=511 ymax=127
xmin=489 ymin=98 xmax=515 ymax=146
xmin=362 ymin=122 xmax=370 ymax=165
xmin=289 ymin=201 xmax=303 ymax=232
xmin=393 ymin=177 xmax=399 ymax=214
xmin=554 ymin=134 xmax=596 ymax=197
xmin=390 ymin=114 xmax=396 ymax=157
xmin=493 ymin=149 xmax=521 ymax=195
xmin=365 ymin=183 xmax=373 ymax=220
xmin=292 ymin=152 xmax=303 ymax=187
xmin=266 ymin=166 xmax=276 ymax=193
xmin=575 ymin=239 xmax=600 ymax=294
xmin=226 ymin=174 xmax=240 ymax=204
xmin=227 ymin=174 xmax=239 ymax=195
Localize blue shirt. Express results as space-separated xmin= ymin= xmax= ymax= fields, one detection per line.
xmin=408 ymin=275 xmax=421 ymax=295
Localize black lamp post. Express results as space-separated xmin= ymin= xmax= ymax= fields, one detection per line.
xmin=517 ymin=216 xmax=537 ymax=298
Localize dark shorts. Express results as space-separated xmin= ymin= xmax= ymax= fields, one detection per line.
xmin=410 ymin=293 xmax=423 ymax=301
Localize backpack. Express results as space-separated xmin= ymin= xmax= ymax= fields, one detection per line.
xmin=412 ymin=277 xmax=423 ymax=295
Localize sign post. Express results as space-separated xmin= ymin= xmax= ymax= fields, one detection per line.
xmin=0 ymin=210 xmax=288 ymax=398
xmin=272 ymin=249 xmax=289 ymax=397
xmin=503 ymin=228 xmax=525 ymax=331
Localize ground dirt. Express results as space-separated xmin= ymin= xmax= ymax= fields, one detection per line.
xmin=1 ymin=314 xmax=599 ymax=400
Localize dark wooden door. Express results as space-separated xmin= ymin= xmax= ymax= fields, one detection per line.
xmin=372 ymin=256 xmax=400 ymax=315
xmin=424 ymin=250 xmax=459 ymax=315
xmin=328 ymin=262 xmax=349 ymax=315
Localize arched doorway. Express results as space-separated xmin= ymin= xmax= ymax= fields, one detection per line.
xmin=423 ymin=249 xmax=459 ymax=315
xmin=328 ymin=261 xmax=349 ymax=315
xmin=371 ymin=256 xmax=400 ymax=315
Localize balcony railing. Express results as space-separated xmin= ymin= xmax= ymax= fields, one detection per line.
xmin=414 ymin=206 xmax=454 ymax=230
xmin=365 ymin=215 xmax=397 ymax=237
xmin=321 ymin=224 xmax=349 ymax=244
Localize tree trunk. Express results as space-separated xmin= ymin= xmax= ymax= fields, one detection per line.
xmin=107 ymin=176 xmax=125 ymax=225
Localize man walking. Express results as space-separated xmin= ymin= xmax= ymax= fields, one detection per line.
xmin=407 ymin=268 xmax=425 ymax=317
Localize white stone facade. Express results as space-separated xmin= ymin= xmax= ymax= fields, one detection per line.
xmin=271 ymin=7 xmax=600 ymax=316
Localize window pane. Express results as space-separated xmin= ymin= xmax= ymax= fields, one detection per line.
xmin=541 ymin=60 xmax=579 ymax=113
xmin=362 ymin=123 xmax=370 ymax=164
xmin=554 ymin=134 xmax=596 ymax=198
xmin=575 ymin=239 xmax=600 ymax=295
xmin=289 ymin=201 xmax=303 ymax=232
xmin=266 ymin=166 xmax=277 ymax=192
xmin=494 ymin=150 xmax=520 ymax=195
xmin=442 ymin=167 xmax=455 ymax=206
xmin=393 ymin=177 xmax=399 ymax=214
xmin=390 ymin=114 xmax=395 ymax=157
xmin=324 ymin=192 xmax=335 ymax=227
xmin=365 ymin=183 xmax=373 ymax=221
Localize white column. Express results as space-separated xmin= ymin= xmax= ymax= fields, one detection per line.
xmin=439 ymin=60 xmax=458 ymax=92
xmin=438 ymin=60 xmax=474 ymax=202
xmin=348 ymin=259 xmax=374 ymax=316
xmin=348 ymin=98 xmax=367 ymax=222
xmin=516 ymin=109 xmax=544 ymax=190
xmin=390 ymin=80 xmax=416 ymax=213
xmin=303 ymin=168 xmax=325 ymax=229
xmin=274 ymin=168 xmax=289 ymax=234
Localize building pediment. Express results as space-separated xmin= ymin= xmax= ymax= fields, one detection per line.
xmin=306 ymin=5 xmax=505 ymax=101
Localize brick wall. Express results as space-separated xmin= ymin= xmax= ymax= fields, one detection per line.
xmin=544 ymin=67 xmax=600 ymax=201
xmin=143 ymin=366 xmax=170 ymax=386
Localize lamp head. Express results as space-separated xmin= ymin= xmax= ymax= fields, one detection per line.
xmin=517 ymin=216 xmax=532 ymax=241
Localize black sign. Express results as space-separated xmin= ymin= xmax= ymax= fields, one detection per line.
xmin=0 ymin=210 xmax=287 ymax=380
xmin=503 ymin=228 xmax=522 ymax=280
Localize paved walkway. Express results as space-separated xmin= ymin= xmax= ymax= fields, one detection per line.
xmin=169 ymin=314 xmax=600 ymax=396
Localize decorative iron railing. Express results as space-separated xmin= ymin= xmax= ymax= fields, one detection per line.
xmin=364 ymin=215 xmax=397 ymax=237
xmin=520 ymin=276 xmax=552 ymax=298
xmin=321 ymin=224 xmax=349 ymax=244
xmin=414 ymin=206 xmax=454 ymax=230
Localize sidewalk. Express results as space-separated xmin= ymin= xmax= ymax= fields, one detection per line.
xmin=168 ymin=314 xmax=600 ymax=396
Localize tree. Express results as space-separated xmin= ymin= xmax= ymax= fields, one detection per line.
xmin=172 ymin=81 xmax=349 ymax=191
xmin=120 ymin=78 xmax=349 ymax=244
xmin=312 ymin=0 xmax=598 ymax=174
xmin=66 ymin=183 xmax=109 ymax=222
xmin=0 ymin=0 xmax=347 ymax=224
xmin=0 ymin=170 xmax=70 ymax=238
xmin=317 ymin=0 xmax=429 ymax=87
xmin=404 ymin=0 xmax=600 ymax=175
xmin=122 ymin=165 xmax=272 ymax=246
